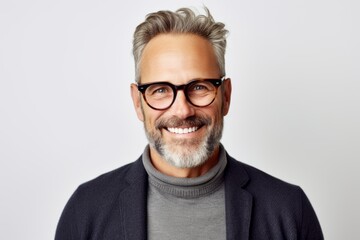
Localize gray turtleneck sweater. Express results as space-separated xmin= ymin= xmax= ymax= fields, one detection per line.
xmin=142 ymin=145 xmax=227 ymax=240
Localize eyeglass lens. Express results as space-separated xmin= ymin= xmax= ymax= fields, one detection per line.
xmin=143 ymin=80 xmax=220 ymax=110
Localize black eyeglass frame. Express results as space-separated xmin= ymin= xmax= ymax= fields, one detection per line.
xmin=137 ymin=77 xmax=226 ymax=110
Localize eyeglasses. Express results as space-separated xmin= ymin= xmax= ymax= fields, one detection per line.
xmin=137 ymin=77 xmax=225 ymax=110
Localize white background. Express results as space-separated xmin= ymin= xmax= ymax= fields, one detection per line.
xmin=1 ymin=0 xmax=359 ymax=239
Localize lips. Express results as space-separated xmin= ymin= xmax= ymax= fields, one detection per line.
xmin=156 ymin=116 xmax=211 ymax=135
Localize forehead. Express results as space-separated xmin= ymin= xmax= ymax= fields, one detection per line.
xmin=140 ymin=34 xmax=220 ymax=84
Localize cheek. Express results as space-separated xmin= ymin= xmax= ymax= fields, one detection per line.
xmin=217 ymin=94 xmax=226 ymax=115
xmin=198 ymin=106 xmax=222 ymax=125
xmin=212 ymin=99 xmax=225 ymax=117
xmin=212 ymin=110 xmax=223 ymax=126
xmin=142 ymin=108 xmax=163 ymax=130
xmin=212 ymin=106 xmax=225 ymax=127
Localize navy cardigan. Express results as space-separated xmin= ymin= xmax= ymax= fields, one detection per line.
xmin=55 ymin=154 xmax=323 ymax=239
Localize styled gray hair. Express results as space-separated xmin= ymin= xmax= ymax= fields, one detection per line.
xmin=132 ymin=7 xmax=228 ymax=82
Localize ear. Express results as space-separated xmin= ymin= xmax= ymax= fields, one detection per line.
xmin=222 ymin=78 xmax=232 ymax=116
xmin=130 ymin=83 xmax=144 ymax=122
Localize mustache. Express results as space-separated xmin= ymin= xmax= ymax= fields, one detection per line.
xmin=155 ymin=116 xmax=211 ymax=130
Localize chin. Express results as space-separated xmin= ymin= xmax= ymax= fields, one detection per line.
xmin=146 ymin=117 xmax=224 ymax=169
xmin=158 ymin=139 xmax=213 ymax=168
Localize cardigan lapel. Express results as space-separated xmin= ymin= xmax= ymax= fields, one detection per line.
xmin=119 ymin=157 xmax=148 ymax=240
xmin=225 ymin=155 xmax=253 ymax=240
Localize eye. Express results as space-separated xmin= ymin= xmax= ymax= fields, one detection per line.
xmin=146 ymin=84 xmax=173 ymax=99
xmin=188 ymin=82 xmax=213 ymax=93
xmin=152 ymin=87 xmax=168 ymax=94
xmin=193 ymin=84 xmax=207 ymax=91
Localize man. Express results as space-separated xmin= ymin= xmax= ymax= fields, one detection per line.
xmin=55 ymin=7 xmax=323 ymax=240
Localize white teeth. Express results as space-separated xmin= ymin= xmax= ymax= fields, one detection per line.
xmin=168 ymin=127 xmax=198 ymax=134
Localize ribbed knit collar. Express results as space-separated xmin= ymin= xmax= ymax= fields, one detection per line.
xmin=142 ymin=144 xmax=227 ymax=199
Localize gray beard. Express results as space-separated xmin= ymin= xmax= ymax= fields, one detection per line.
xmin=144 ymin=116 xmax=223 ymax=168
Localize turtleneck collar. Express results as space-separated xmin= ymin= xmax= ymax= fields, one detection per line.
xmin=142 ymin=144 xmax=227 ymax=198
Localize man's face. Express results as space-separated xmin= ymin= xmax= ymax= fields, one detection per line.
xmin=131 ymin=34 xmax=231 ymax=168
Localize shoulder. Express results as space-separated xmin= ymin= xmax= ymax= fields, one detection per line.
xmin=72 ymin=157 xmax=146 ymax=205
xmin=226 ymin=154 xmax=300 ymax=193
xmin=225 ymin=154 xmax=307 ymax=215
xmin=225 ymin=155 xmax=323 ymax=239
xmin=225 ymin=154 xmax=319 ymax=219
xmin=55 ymin=157 xmax=147 ymax=239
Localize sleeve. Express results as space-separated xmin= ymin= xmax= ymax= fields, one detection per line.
xmin=299 ymin=188 xmax=324 ymax=240
xmin=55 ymin=189 xmax=80 ymax=240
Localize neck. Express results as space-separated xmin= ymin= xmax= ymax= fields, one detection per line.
xmin=149 ymin=146 xmax=220 ymax=178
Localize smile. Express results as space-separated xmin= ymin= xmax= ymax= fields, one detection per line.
xmin=167 ymin=127 xmax=199 ymax=134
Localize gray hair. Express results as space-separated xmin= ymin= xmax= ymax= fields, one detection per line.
xmin=132 ymin=7 xmax=228 ymax=82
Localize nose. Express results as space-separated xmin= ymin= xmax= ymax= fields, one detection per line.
xmin=169 ymin=90 xmax=195 ymax=119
